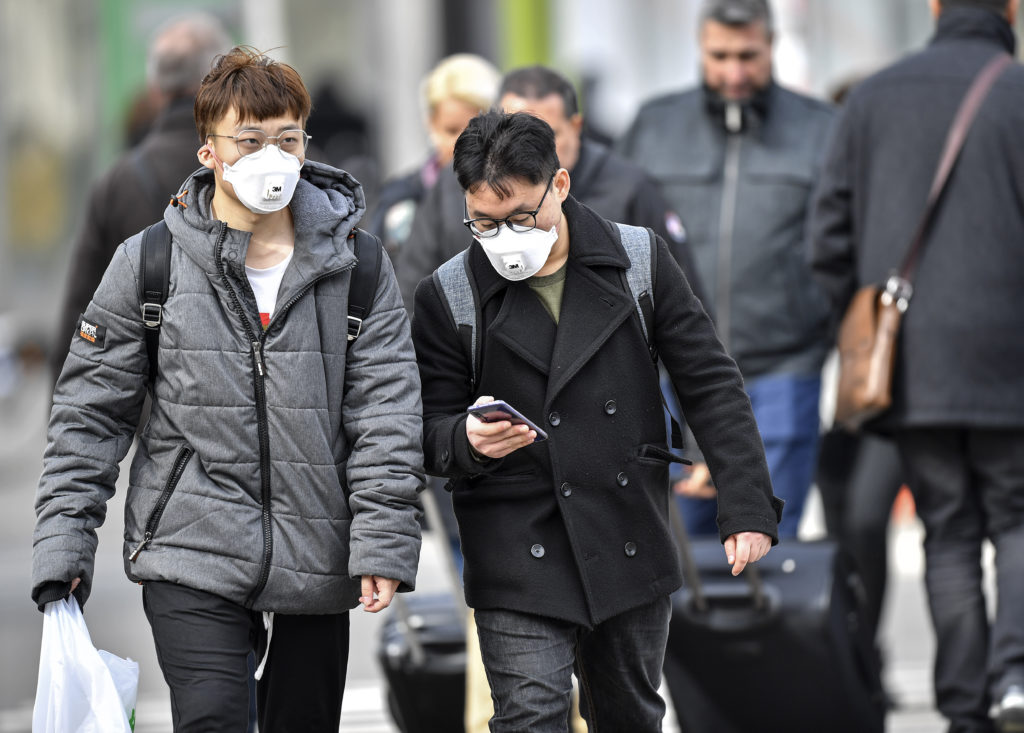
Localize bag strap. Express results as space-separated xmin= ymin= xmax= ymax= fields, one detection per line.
xmin=433 ymin=249 xmax=479 ymax=391
xmin=347 ymin=228 xmax=382 ymax=342
xmin=139 ymin=220 xmax=172 ymax=385
xmin=138 ymin=225 xmax=381 ymax=388
xmin=888 ymin=52 xmax=1013 ymax=309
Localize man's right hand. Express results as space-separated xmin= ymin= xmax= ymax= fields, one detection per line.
xmin=466 ymin=395 xmax=538 ymax=459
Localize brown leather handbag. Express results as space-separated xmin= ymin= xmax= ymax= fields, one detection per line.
xmin=834 ymin=53 xmax=1012 ymax=431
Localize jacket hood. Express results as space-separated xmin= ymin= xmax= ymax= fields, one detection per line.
xmin=163 ymin=159 xmax=366 ymax=278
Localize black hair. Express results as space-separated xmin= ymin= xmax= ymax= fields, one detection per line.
xmin=700 ymin=0 xmax=774 ymax=33
xmin=499 ymin=65 xmax=579 ymax=118
xmin=453 ymin=110 xmax=560 ymax=199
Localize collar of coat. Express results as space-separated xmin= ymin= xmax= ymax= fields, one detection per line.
xmin=932 ymin=5 xmax=1016 ymax=55
xmin=466 ymin=196 xmax=640 ymax=403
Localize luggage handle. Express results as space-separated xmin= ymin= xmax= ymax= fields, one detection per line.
xmin=668 ymin=495 xmax=768 ymax=613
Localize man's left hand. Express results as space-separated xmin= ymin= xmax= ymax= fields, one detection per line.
xmin=360 ymin=576 xmax=400 ymax=613
xmin=723 ymin=532 xmax=772 ymax=576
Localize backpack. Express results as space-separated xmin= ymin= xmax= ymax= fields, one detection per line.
xmin=432 ymin=222 xmax=682 ymax=447
xmin=138 ymin=221 xmax=382 ymax=383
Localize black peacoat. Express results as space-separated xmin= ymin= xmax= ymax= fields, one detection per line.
xmin=412 ymin=196 xmax=780 ymax=626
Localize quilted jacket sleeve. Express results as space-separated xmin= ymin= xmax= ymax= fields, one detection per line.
xmin=342 ymin=249 xmax=425 ymax=591
xmin=32 ymin=240 xmax=150 ymax=609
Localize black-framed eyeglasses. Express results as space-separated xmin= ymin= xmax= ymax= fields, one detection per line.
xmin=463 ymin=175 xmax=555 ymax=238
xmin=208 ymin=129 xmax=311 ymax=157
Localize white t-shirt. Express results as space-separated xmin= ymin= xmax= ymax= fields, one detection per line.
xmin=245 ymin=250 xmax=293 ymax=330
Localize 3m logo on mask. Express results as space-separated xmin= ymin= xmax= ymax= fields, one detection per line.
xmin=262 ymin=175 xmax=286 ymax=201
xmin=502 ymin=255 xmax=526 ymax=274
xmin=76 ymin=315 xmax=106 ymax=348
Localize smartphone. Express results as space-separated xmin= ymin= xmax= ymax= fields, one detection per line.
xmin=466 ymin=400 xmax=549 ymax=442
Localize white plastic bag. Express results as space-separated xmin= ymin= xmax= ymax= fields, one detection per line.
xmin=33 ymin=596 xmax=139 ymax=733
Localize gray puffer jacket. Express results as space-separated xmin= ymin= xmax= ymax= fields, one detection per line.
xmin=33 ymin=161 xmax=424 ymax=614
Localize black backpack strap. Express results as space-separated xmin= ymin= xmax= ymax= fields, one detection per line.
xmin=139 ymin=220 xmax=172 ymax=385
xmin=347 ymin=228 xmax=383 ymax=341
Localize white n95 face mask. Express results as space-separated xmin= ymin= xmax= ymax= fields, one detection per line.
xmin=476 ymin=225 xmax=558 ymax=281
xmin=222 ymin=144 xmax=302 ymax=214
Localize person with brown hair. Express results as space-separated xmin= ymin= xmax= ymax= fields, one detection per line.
xmin=32 ymin=46 xmax=424 ymax=731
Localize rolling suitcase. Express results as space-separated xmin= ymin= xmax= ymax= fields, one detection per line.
xmin=664 ymin=505 xmax=886 ymax=733
xmin=377 ymin=488 xmax=468 ymax=733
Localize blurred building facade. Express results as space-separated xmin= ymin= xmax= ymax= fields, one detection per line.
xmin=0 ymin=0 xmax=1015 ymax=352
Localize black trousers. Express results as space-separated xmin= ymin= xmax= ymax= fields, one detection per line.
xmin=816 ymin=428 xmax=904 ymax=639
xmin=143 ymin=581 xmax=350 ymax=732
xmin=896 ymin=427 xmax=1024 ymax=733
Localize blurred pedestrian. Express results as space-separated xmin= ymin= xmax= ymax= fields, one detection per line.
xmin=411 ymin=109 xmax=780 ymax=732
xmin=617 ymin=0 xmax=834 ymax=539
xmin=32 ymin=46 xmax=424 ymax=732
xmin=397 ymin=64 xmax=705 ymax=309
xmin=809 ymin=1 xmax=1024 ymax=730
xmin=367 ymin=53 xmax=500 ymax=261
xmin=48 ymin=12 xmax=231 ymax=388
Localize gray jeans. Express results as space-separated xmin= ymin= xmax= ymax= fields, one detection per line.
xmin=475 ymin=596 xmax=671 ymax=732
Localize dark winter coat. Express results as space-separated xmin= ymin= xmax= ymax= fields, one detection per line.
xmin=809 ymin=7 xmax=1024 ymax=429
xmin=617 ymin=83 xmax=834 ymax=380
xmin=412 ymin=196 xmax=780 ymax=627
xmin=397 ymin=138 xmax=707 ymax=309
xmin=50 ymin=97 xmax=205 ymax=382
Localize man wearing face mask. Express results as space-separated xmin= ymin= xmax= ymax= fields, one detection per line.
xmin=397 ymin=64 xmax=705 ymax=310
xmin=411 ymin=110 xmax=780 ymax=732
xmin=32 ymin=46 xmax=424 ymax=731
xmin=617 ymin=0 xmax=834 ymax=540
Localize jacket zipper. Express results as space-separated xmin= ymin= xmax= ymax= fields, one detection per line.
xmin=129 ymin=446 xmax=195 ymax=561
xmin=716 ymin=133 xmax=742 ymax=352
xmin=215 ymin=225 xmax=356 ymax=606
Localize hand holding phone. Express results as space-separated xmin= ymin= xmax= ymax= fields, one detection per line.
xmin=466 ymin=397 xmax=548 ymax=454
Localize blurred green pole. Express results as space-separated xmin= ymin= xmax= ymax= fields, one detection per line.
xmin=98 ymin=0 xmax=144 ymax=167
xmin=498 ymin=0 xmax=552 ymax=69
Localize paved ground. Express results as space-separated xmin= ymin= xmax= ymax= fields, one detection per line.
xmin=0 ymin=365 xmax=955 ymax=732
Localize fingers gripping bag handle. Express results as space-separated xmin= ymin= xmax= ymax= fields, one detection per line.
xmin=33 ymin=597 xmax=139 ymax=733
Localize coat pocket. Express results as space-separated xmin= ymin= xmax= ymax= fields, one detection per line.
xmin=128 ymin=445 xmax=194 ymax=561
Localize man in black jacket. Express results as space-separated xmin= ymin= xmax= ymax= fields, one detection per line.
xmin=49 ymin=12 xmax=230 ymax=385
xmin=412 ymin=110 xmax=779 ymax=732
xmin=397 ymin=65 xmax=705 ymax=309
xmin=809 ymin=1 xmax=1024 ymax=730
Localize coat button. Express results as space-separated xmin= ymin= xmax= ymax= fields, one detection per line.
xmin=441 ymin=449 xmax=450 ymax=462
xmin=604 ymin=400 xmax=617 ymax=415
xmin=616 ymin=472 xmax=629 ymax=487
xmin=560 ymin=483 xmax=572 ymax=497
xmin=548 ymin=412 xmax=561 ymax=427
xmin=531 ymin=544 xmax=546 ymax=558
xmin=624 ymin=542 xmax=637 ymax=557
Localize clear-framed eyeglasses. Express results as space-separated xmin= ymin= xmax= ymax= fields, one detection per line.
xmin=208 ymin=129 xmax=311 ymax=157
xmin=463 ymin=174 xmax=555 ymax=238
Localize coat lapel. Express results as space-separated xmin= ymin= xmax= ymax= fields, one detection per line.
xmin=490 ymin=284 xmax=555 ymax=376
xmin=545 ymin=259 xmax=634 ymax=405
